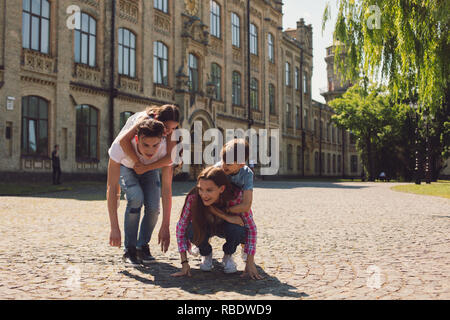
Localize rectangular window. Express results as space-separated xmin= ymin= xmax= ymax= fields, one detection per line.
xmin=231 ymin=13 xmax=240 ymax=48
xmin=210 ymin=1 xmax=221 ymax=38
xmin=250 ymin=24 xmax=258 ymax=55
xmin=154 ymin=0 xmax=168 ymax=13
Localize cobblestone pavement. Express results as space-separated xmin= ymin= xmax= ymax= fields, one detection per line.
xmin=0 ymin=181 xmax=449 ymax=300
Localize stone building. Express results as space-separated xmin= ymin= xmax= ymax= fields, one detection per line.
xmin=0 ymin=0 xmax=358 ymax=180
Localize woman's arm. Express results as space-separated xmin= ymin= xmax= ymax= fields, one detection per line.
xmin=132 ymin=138 xmax=177 ymax=175
xmin=158 ymin=166 xmax=173 ymax=253
xmin=107 ymin=159 xmax=122 ymax=247
xmin=119 ymin=123 xmax=141 ymax=166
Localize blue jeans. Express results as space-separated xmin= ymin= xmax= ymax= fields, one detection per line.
xmin=187 ymin=222 xmax=247 ymax=256
xmin=119 ymin=165 xmax=161 ymax=249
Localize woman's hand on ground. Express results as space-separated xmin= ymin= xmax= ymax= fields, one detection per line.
xmin=109 ymin=227 xmax=121 ymax=247
xmin=241 ymin=261 xmax=263 ymax=280
xmin=171 ymin=264 xmax=192 ymax=277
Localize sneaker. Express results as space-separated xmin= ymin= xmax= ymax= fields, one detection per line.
xmin=123 ymin=247 xmax=141 ymax=267
xmin=199 ymin=253 xmax=213 ymax=271
xmin=222 ymin=254 xmax=237 ymax=274
xmin=137 ymin=244 xmax=156 ymax=264
xmin=189 ymin=245 xmax=200 ymax=257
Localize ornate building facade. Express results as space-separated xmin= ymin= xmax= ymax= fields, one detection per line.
xmin=0 ymin=0 xmax=359 ymax=179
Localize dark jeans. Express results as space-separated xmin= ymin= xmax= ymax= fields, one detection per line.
xmin=52 ymin=166 xmax=61 ymax=184
xmin=187 ymin=222 xmax=247 ymax=256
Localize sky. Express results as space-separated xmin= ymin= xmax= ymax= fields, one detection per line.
xmin=282 ymin=0 xmax=337 ymax=103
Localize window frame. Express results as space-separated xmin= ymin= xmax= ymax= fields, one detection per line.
xmin=21 ymin=96 xmax=49 ymax=158
xmin=188 ymin=53 xmax=199 ymax=93
xmin=118 ymin=28 xmax=137 ymax=78
xmin=250 ymin=77 xmax=259 ymax=110
xmin=232 ymin=71 xmax=242 ymax=106
xmin=231 ymin=12 xmax=240 ymax=48
xmin=154 ymin=0 xmax=169 ymax=14
xmin=153 ymin=41 xmax=169 ymax=86
xmin=268 ymin=33 xmax=274 ymax=63
xmin=210 ymin=1 xmax=221 ymax=39
xmin=74 ymin=12 xmax=97 ymax=67
xmin=250 ymin=23 xmax=258 ymax=56
xmin=22 ymin=0 xmax=51 ymax=54
xmin=211 ymin=63 xmax=222 ymax=100
xmin=76 ymin=104 xmax=99 ymax=162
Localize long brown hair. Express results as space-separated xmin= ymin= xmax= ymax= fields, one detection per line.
xmin=146 ymin=104 xmax=180 ymax=123
xmin=180 ymin=166 xmax=237 ymax=245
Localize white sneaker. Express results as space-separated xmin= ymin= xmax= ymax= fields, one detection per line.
xmin=199 ymin=253 xmax=213 ymax=271
xmin=222 ymin=254 xmax=237 ymax=274
xmin=189 ymin=245 xmax=200 ymax=257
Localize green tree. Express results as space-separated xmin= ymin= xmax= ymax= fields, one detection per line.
xmin=323 ymin=0 xmax=450 ymax=176
xmin=330 ymin=83 xmax=410 ymax=180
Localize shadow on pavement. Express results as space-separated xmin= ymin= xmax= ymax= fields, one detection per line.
xmin=119 ymin=260 xmax=307 ymax=299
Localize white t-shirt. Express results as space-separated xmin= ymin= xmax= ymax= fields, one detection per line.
xmin=108 ymin=133 xmax=167 ymax=169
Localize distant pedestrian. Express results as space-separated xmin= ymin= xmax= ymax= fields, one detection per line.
xmin=52 ymin=145 xmax=61 ymax=185
xmin=379 ymin=171 xmax=386 ymax=182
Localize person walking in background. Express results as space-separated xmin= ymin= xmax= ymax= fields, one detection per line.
xmin=52 ymin=145 xmax=61 ymax=185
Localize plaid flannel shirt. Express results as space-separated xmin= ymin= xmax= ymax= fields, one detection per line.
xmin=176 ymin=190 xmax=257 ymax=256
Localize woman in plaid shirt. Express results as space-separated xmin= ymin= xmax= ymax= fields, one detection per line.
xmin=171 ymin=166 xmax=262 ymax=279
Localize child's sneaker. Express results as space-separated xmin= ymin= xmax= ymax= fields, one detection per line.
xmin=222 ymin=254 xmax=237 ymax=274
xmin=199 ymin=253 xmax=213 ymax=271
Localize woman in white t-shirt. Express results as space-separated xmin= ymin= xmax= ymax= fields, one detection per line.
xmin=107 ymin=105 xmax=180 ymax=266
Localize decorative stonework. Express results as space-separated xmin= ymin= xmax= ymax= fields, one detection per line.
xmin=73 ymin=63 xmax=102 ymax=86
xmin=209 ymin=36 xmax=223 ymax=57
xmin=21 ymin=158 xmax=52 ymax=171
xmin=154 ymin=10 xmax=170 ymax=35
xmin=270 ymin=114 xmax=279 ymax=124
xmin=268 ymin=62 xmax=276 ymax=78
xmin=119 ymin=0 xmax=139 ymax=24
xmin=22 ymin=50 xmax=56 ymax=75
xmin=233 ymin=105 xmax=246 ymax=119
xmin=250 ymin=55 xmax=259 ymax=72
xmin=181 ymin=14 xmax=209 ymax=45
xmin=232 ymin=46 xmax=242 ymax=62
xmin=80 ymin=0 xmax=99 ymax=9
xmin=153 ymin=85 xmax=174 ymax=101
xmin=213 ymin=101 xmax=226 ymax=113
xmin=119 ymin=76 xmax=140 ymax=93
xmin=252 ymin=110 xmax=264 ymax=122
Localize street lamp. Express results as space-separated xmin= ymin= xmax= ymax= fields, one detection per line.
xmin=410 ymin=102 xmax=421 ymax=185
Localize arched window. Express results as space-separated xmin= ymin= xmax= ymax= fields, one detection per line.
xmin=250 ymin=23 xmax=258 ymax=55
xmin=211 ymin=63 xmax=222 ymax=100
xmin=154 ymin=41 xmax=168 ymax=85
xmin=21 ymin=96 xmax=48 ymax=156
xmin=232 ymin=71 xmax=241 ymax=106
xmin=120 ymin=111 xmax=135 ymax=130
xmin=154 ymin=0 xmax=168 ymax=13
xmin=210 ymin=1 xmax=221 ymax=38
xmin=188 ymin=54 xmax=199 ymax=93
xmin=231 ymin=13 xmax=240 ymax=47
xmin=268 ymin=33 xmax=274 ymax=63
xmin=285 ymin=62 xmax=291 ymax=86
xmin=269 ymin=84 xmax=276 ymax=115
xmin=22 ymin=0 xmax=50 ymax=54
xmin=74 ymin=12 xmax=97 ymax=67
xmin=76 ymin=105 xmax=98 ymax=161
xmin=118 ymin=28 xmax=136 ymax=78
xmin=250 ymin=78 xmax=259 ymax=110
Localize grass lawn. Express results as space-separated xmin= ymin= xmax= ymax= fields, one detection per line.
xmin=391 ymin=180 xmax=450 ymax=199
xmin=0 ymin=181 xmax=105 ymax=196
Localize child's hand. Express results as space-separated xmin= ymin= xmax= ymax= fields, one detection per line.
xmin=241 ymin=261 xmax=263 ymax=280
